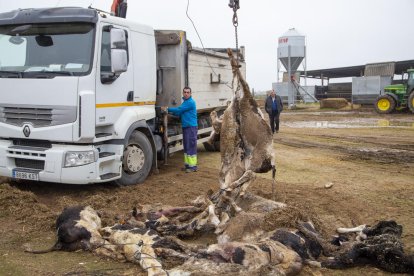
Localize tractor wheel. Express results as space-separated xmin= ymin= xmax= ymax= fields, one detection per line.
xmin=408 ymin=91 xmax=414 ymax=113
xmin=374 ymin=95 xmax=396 ymax=114
xmin=115 ymin=131 xmax=153 ymax=186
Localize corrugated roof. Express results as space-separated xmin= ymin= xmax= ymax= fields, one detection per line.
xmin=364 ymin=62 xmax=395 ymax=77
xmin=299 ymin=60 xmax=414 ymax=79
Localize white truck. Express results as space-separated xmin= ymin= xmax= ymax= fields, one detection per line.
xmin=0 ymin=7 xmax=246 ymax=185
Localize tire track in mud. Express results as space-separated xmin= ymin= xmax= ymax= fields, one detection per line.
xmin=276 ymin=134 xmax=414 ymax=165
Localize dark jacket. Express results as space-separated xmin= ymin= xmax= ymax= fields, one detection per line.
xmin=265 ymin=95 xmax=283 ymax=115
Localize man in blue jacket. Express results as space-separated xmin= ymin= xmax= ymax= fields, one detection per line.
xmin=164 ymin=87 xmax=198 ymax=172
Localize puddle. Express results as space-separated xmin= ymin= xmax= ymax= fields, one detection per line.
xmin=285 ymin=118 xmax=414 ymax=129
xmin=283 ymin=111 xmax=370 ymax=116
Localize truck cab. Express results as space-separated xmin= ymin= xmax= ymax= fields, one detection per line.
xmin=0 ymin=7 xmax=157 ymax=184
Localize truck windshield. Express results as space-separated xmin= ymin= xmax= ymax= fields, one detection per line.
xmin=0 ymin=23 xmax=94 ymax=77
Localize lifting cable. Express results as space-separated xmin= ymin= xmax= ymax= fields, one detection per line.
xmin=186 ymin=0 xmax=243 ymax=89
xmin=185 ymin=0 xmax=228 ymax=88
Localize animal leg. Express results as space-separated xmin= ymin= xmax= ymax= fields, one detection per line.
xmin=337 ymin=225 xmax=366 ymax=234
xmin=207 ymin=130 xmax=218 ymax=145
xmin=226 ymin=170 xmax=255 ymax=197
xmin=207 ymin=111 xmax=223 ymax=145
xmin=154 ymin=247 xmax=192 ymax=261
xmin=221 ymin=192 xmax=242 ymax=213
xmin=228 ymin=48 xmax=251 ymax=98
xmin=337 ymin=225 xmax=367 ymax=241
xmin=215 ymin=212 xmax=230 ymax=235
xmin=296 ymin=222 xmax=338 ymax=256
xmin=159 ymin=236 xmax=205 ymax=254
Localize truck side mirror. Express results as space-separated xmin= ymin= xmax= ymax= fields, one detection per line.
xmin=110 ymin=28 xmax=126 ymax=49
xmin=111 ymin=48 xmax=127 ymax=74
xmin=110 ymin=28 xmax=127 ymax=74
xmin=101 ymin=28 xmax=127 ymax=82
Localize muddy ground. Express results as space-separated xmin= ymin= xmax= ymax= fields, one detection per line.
xmin=0 ymin=105 xmax=413 ymax=276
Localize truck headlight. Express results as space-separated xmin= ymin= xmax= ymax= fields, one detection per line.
xmin=64 ymin=151 xmax=96 ymax=167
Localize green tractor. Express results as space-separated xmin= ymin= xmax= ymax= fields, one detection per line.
xmin=374 ymin=69 xmax=414 ymax=114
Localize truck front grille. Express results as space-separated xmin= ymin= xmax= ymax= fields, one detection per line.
xmin=15 ymin=158 xmax=45 ymax=170
xmin=0 ymin=104 xmax=77 ymax=127
xmin=2 ymin=106 xmax=52 ymax=127
xmin=13 ymin=139 xmax=52 ymax=149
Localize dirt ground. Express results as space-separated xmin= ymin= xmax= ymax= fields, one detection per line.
xmin=1 ymin=105 xmax=413 ymax=276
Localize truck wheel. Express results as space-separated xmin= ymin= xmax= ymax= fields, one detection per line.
xmin=115 ymin=131 xmax=153 ymax=186
xmin=203 ymin=139 xmax=220 ymax=152
xmin=213 ymin=140 xmax=221 ymax=152
xmin=375 ymin=95 xmax=396 ymax=114
xmin=203 ymin=142 xmax=216 ymax=152
xmin=408 ymin=91 xmax=414 ymax=113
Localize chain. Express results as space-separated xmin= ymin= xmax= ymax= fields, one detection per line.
xmin=229 ymin=0 xmax=240 ymax=64
xmin=234 ymin=24 xmax=239 ymax=65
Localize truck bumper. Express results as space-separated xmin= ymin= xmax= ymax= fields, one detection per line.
xmin=0 ymin=140 xmax=123 ymax=184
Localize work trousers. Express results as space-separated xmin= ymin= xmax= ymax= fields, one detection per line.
xmin=183 ymin=126 xmax=198 ymax=169
xmin=269 ymin=110 xmax=280 ymax=133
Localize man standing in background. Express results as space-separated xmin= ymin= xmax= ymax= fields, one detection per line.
xmin=163 ymin=87 xmax=198 ymax=172
xmin=265 ymin=89 xmax=283 ymax=134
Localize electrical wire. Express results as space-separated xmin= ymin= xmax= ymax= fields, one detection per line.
xmin=185 ymin=0 xmax=233 ymax=89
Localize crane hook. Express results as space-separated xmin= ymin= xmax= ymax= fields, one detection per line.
xmin=228 ymin=0 xmax=240 ymax=11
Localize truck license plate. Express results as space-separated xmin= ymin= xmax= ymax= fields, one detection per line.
xmin=12 ymin=170 xmax=39 ymax=181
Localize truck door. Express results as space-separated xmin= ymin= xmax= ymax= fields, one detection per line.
xmin=96 ymin=25 xmax=133 ymax=128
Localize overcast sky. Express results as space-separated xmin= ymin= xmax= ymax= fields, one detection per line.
xmin=2 ymin=0 xmax=413 ymax=91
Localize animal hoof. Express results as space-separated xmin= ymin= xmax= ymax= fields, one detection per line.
xmin=234 ymin=206 xmax=242 ymax=213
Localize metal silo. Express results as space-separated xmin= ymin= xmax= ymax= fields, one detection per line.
xmin=277 ymin=28 xmax=307 ymax=107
